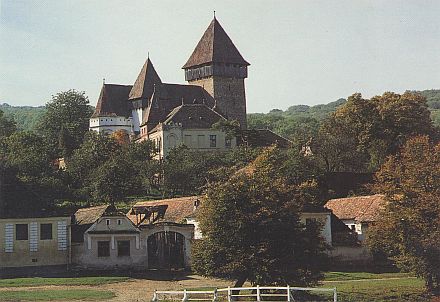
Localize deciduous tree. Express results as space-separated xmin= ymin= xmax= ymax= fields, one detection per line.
xmin=193 ymin=147 xmax=328 ymax=287
xmin=367 ymin=136 xmax=440 ymax=295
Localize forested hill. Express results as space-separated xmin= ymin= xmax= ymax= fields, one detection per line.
xmin=2 ymin=89 xmax=440 ymax=132
xmin=0 ymin=103 xmax=46 ymax=131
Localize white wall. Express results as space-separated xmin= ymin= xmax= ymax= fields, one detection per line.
xmin=89 ymin=116 xmax=133 ymax=134
xmin=301 ymin=212 xmax=332 ymax=245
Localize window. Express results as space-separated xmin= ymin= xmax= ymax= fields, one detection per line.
xmin=117 ymin=219 xmax=122 ymax=226
xmin=16 ymin=224 xmax=28 ymax=240
xmin=350 ymin=225 xmax=356 ymax=231
xmin=40 ymin=223 xmax=53 ymax=240
xmin=210 ymin=135 xmax=217 ymax=147
xmin=225 ymin=137 xmax=231 ymax=148
xmin=97 ymin=241 xmax=110 ymax=257
xmin=106 ymin=219 xmax=110 ymax=226
xmin=305 ymin=218 xmax=317 ymax=226
xmin=117 ymin=240 xmax=130 ymax=257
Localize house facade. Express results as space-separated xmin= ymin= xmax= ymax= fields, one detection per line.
xmin=0 ymin=216 xmax=70 ymax=268
xmin=325 ymin=194 xmax=386 ymax=241
xmin=72 ymin=197 xmax=198 ymax=270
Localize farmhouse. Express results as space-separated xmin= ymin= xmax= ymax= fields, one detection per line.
xmin=0 ymin=211 xmax=70 ymax=269
xmin=70 ymin=197 xmax=198 ymax=270
xmin=325 ymin=194 xmax=386 ymax=241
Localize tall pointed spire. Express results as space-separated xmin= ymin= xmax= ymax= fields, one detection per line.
xmin=182 ymin=17 xmax=250 ymax=69
xmin=129 ymin=58 xmax=162 ymax=100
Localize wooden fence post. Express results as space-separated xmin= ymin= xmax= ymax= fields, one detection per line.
xmin=227 ymin=287 xmax=231 ymax=302
xmin=256 ymin=285 xmax=260 ymax=302
xmin=182 ymin=289 xmax=188 ymax=302
xmin=333 ymin=287 xmax=337 ymax=302
xmin=287 ymin=285 xmax=291 ymax=302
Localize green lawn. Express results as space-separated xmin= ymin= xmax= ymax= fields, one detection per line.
xmin=0 ymin=289 xmax=115 ymax=301
xmin=320 ymin=277 xmax=429 ymax=302
xmin=0 ymin=277 xmax=129 ymax=288
xmin=323 ymin=271 xmax=414 ymax=281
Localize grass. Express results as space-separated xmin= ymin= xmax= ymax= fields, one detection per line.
xmin=0 ymin=276 xmax=129 ymax=288
xmin=323 ymin=271 xmax=414 ymax=281
xmin=320 ymin=277 xmax=429 ymax=302
xmin=0 ymin=289 xmax=115 ymax=301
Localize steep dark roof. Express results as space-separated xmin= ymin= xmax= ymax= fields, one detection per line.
xmin=129 ymin=58 xmax=162 ymax=100
xmin=140 ymin=83 xmax=214 ymax=128
xmin=92 ymin=84 xmax=132 ymax=118
xmin=162 ymin=104 xmax=225 ymax=129
xmin=183 ymin=18 xmax=250 ymax=69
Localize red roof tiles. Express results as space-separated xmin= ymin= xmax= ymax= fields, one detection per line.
xmin=325 ymin=194 xmax=386 ymax=223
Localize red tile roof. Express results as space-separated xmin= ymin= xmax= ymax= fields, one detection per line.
xmin=126 ymin=196 xmax=200 ymax=225
xmin=325 ymin=194 xmax=386 ymax=222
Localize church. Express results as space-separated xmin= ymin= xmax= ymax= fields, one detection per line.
xmin=89 ymin=17 xmax=250 ymax=158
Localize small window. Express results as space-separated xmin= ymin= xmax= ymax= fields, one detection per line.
xmin=210 ymin=135 xmax=217 ymax=148
xmin=350 ymin=225 xmax=356 ymax=231
xmin=117 ymin=240 xmax=130 ymax=257
xmin=225 ymin=137 xmax=231 ymax=148
xmin=106 ymin=219 xmax=110 ymax=226
xmin=98 ymin=241 xmax=110 ymax=257
xmin=117 ymin=219 xmax=122 ymax=225
xmin=40 ymin=223 xmax=53 ymax=240
xmin=16 ymin=224 xmax=28 ymax=240
xmin=306 ymin=218 xmax=317 ymax=226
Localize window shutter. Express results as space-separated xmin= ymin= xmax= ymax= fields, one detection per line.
xmin=29 ymin=222 xmax=38 ymax=252
xmin=57 ymin=221 xmax=67 ymax=251
xmin=4 ymin=223 xmax=13 ymax=253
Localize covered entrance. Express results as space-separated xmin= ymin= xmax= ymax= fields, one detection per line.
xmin=147 ymin=231 xmax=185 ymax=269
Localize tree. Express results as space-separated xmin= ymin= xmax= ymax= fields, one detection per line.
xmin=0 ymin=109 xmax=17 ymax=138
xmin=367 ymin=136 xmax=440 ymax=295
xmin=193 ymin=147 xmax=328 ymax=287
xmin=313 ymin=92 xmax=436 ymax=172
xmin=38 ymin=90 xmax=94 ymax=156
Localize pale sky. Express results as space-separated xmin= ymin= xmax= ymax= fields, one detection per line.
xmin=1 ymin=0 xmax=439 ymax=113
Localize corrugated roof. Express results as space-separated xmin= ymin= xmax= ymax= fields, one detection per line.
xmin=183 ymin=18 xmax=250 ymax=69
xmin=91 ymin=84 xmax=132 ymax=118
xmin=129 ymin=58 xmax=162 ymax=100
xmin=127 ymin=196 xmax=200 ymax=225
xmin=325 ymin=194 xmax=386 ymax=222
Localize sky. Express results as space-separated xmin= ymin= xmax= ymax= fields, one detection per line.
xmin=1 ymin=0 xmax=439 ymax=113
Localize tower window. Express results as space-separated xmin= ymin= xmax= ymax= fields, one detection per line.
xmin=225 ymin=137 xmax=231 ymax=148
xmin=210 ymin=135 xmax=217 ymax=148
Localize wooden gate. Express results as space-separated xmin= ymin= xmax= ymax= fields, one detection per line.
xmin=147 ymin=231 xmax=185 ymax=269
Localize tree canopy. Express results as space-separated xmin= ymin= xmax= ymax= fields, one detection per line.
xmin=38 ymin=90 xmax=94 ymax=157
xmin=192 ymin=147 xmax=328 ymax=287
xmin=367 ymin=136 xmax=440 ymax=295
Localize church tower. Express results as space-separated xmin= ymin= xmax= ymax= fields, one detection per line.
xmin=183 ymin=17 xmax=250 ymax=129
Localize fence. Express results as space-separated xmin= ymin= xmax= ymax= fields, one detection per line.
xmin=152 ymin=286 xmax=337 ymax=302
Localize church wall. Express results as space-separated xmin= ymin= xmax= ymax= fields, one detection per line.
xmin=189 ymin=77 xmax=247 ymax=129
xmin=89 ymin=117 xmax=133 ymax=134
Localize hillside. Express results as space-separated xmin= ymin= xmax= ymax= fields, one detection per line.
xmin=1 ymin=89 xmax=439 ymax=132
xmin=0 ymin=103 xmax=46 ymax=131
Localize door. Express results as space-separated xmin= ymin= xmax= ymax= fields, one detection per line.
xmin=147 ymin=231 xmax=185 ymax=269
